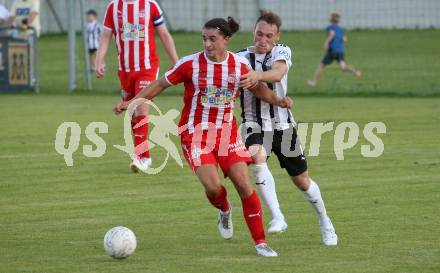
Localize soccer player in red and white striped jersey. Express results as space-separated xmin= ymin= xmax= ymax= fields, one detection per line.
xmin=114 ymin=17 xmax=293 ymax=257
xmin=96 ymin=0 xmax=178 ymax=172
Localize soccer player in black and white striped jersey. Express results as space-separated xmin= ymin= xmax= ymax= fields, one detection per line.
xmin=237 ymin=10 xmax=338 ymax=246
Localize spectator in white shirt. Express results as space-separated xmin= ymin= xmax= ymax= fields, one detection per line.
xmin=9 ymin=0 xmax=40 ymax=38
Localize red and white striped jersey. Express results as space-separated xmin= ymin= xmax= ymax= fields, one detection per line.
xmin=164 ymin=51 xmax=252 ymax=135
xmin=103 ymin=0 xmax=164 ymax=72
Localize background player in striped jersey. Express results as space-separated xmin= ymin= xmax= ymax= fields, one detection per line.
xmin=96 ymin=0 xmax=178 ymax=172
xmin=114 ymin=17 xmax=293 ymax=256
xmin=307 ymin=12 xmax=362 ymax=87
xmin=238 ymin=10 xmax=338 ymax=245
xmin=85 ymin=9 xmax=102 ymax=72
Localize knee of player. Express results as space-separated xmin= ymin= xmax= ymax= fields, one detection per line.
xmin=204 ymin=182 xmax=223 ymax=197
xmin=134 ymin=104 xmax=149 ymax=115
xmin=251 ymin=153 xmax=267 ymax=164
xmin=291 ymin=170 xmax=311 ymax=191
xmin=233 ymin=176 xmax=253 ymax=196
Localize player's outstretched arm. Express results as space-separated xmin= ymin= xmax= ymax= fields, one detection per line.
xmin=135 ymin=77 xmax=171 ymax=101
xmin=156 ymin=24 xmax=179 ymax=65
xmin=95 ymin=28 xmax=112 ymax=78
xmin=248 ymin=83 xmax=293 ymax=109
xmin=113 ymin=78 xmax=171 ymax=114
xmin=240 ymin=60 xmax=288 ymax=89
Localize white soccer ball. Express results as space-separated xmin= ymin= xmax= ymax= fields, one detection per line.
xmin=103 ymin=226 xmax=137 ymax=259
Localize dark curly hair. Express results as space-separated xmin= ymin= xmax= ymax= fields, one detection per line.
xmin=204 ymin=16 xmax=240 ymax=37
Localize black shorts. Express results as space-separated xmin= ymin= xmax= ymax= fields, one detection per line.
xmin=243 ymin=126 xmax=308 ymax=177
xmin=322 ymin=50 xmax=345 ymax=65
xmin=89 ymin=48 xmax=97 ymax=54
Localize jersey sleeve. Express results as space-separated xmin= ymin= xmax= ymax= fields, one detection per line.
xmin=164 ymin=58 xmax=191 ymax=85
xmin=150 ymin=1 xmax=165 ymax=27
xmin=273 ymin=46 xmax=292 ymax=68
xmin=239 ymin=61 xmax=259 ymax=91
xmin=103 ymin=2 xmax=114 ymax=31
xmin=326 ymin=25 xmax=336 ymax=34
xmin=236 ymin=54 xmax=253 ymax=72
xmin=235 ymin=48 xmax=248 ymax=58
xmin=326 ymin=25 xmax=331 ymax=33
xmin=240 ymin=62 xmax=250 ymax=75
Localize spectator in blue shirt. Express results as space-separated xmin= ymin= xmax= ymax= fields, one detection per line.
xmin=307 ymin=12 xmax=361 ymax=87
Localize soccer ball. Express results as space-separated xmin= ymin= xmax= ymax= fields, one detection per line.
xmin=103 ymin=226 xmax=137 ymax=259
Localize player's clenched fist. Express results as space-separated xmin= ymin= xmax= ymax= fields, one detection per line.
xmin=95 ymin=63 xmax=106 ymax=78
xmin=279 ymin=97 xmax=293 ymax=108
xmin=113 ymin=100 xmax=129 ymax=115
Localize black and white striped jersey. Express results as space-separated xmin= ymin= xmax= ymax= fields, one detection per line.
xmin=237 ymin=44 xmax=295 ymax=131
xmin=86 ymin=21 xmax=102 ymax=50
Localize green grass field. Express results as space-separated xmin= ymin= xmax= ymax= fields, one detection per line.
xmin=38 ymin=29 xmax=440 ymax=96
xmin=1 ymin=30 xmax=439 ymax=273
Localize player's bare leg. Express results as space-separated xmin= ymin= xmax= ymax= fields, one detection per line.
xmin=89 ymin=52 xmax=97 ymax=72
xmin=227 ymin=162 xmax=278 ymax=257
xmin=196 ymin=164 xmax=233 ymax=239
xmin=249 ymin=144 xmax=287 ymax=234
xmin=339 ymin=61 xmax=362 ymax=79
xmin=307 ymin=63 xmax=325 ymax=87
xmin=291 ymin=170 xmax=338 ymax=246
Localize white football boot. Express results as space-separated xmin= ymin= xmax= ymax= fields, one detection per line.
xmin=130 ymin=157 xmax=152 ymax=173
xmin=217 ymin=209 xmax=233 ymax=240
xmin=255 ymin=243 xmax=278 ymax=257
xmin=267 ymin=218 xmax=288 ymax=235
xmin=319 ymin=217 xmax=338 ymax=246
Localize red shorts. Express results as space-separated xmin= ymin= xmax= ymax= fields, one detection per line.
xmin=180 ymin=122 xmax=253 ymax=177
xmin=118 ymin=67 xmax=159 ymax=101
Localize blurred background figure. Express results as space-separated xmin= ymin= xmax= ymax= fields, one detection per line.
xmin=307 ymin=12 xmax=361 ymax=87
xmin=85 ymin=9 xmax=102 ymax=72
xmin=0 ymin=2 xmax=9 ymax=36
xmin=8 ymin=0 xmax=40 ymax=38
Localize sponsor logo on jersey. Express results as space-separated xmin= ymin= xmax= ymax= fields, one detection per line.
xmin=278 ymin=50 xmax=291 ymax=60
xmin=122 ymin=23 xmax=145 ymax=40
xmin=201 ymin=86 xmax=235 ymax=106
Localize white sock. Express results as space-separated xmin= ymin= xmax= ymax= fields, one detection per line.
xmin=303 ymin=180 xmax=329 ymax=225
xmin=252 ymin=163 xmax=284 ymax=220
